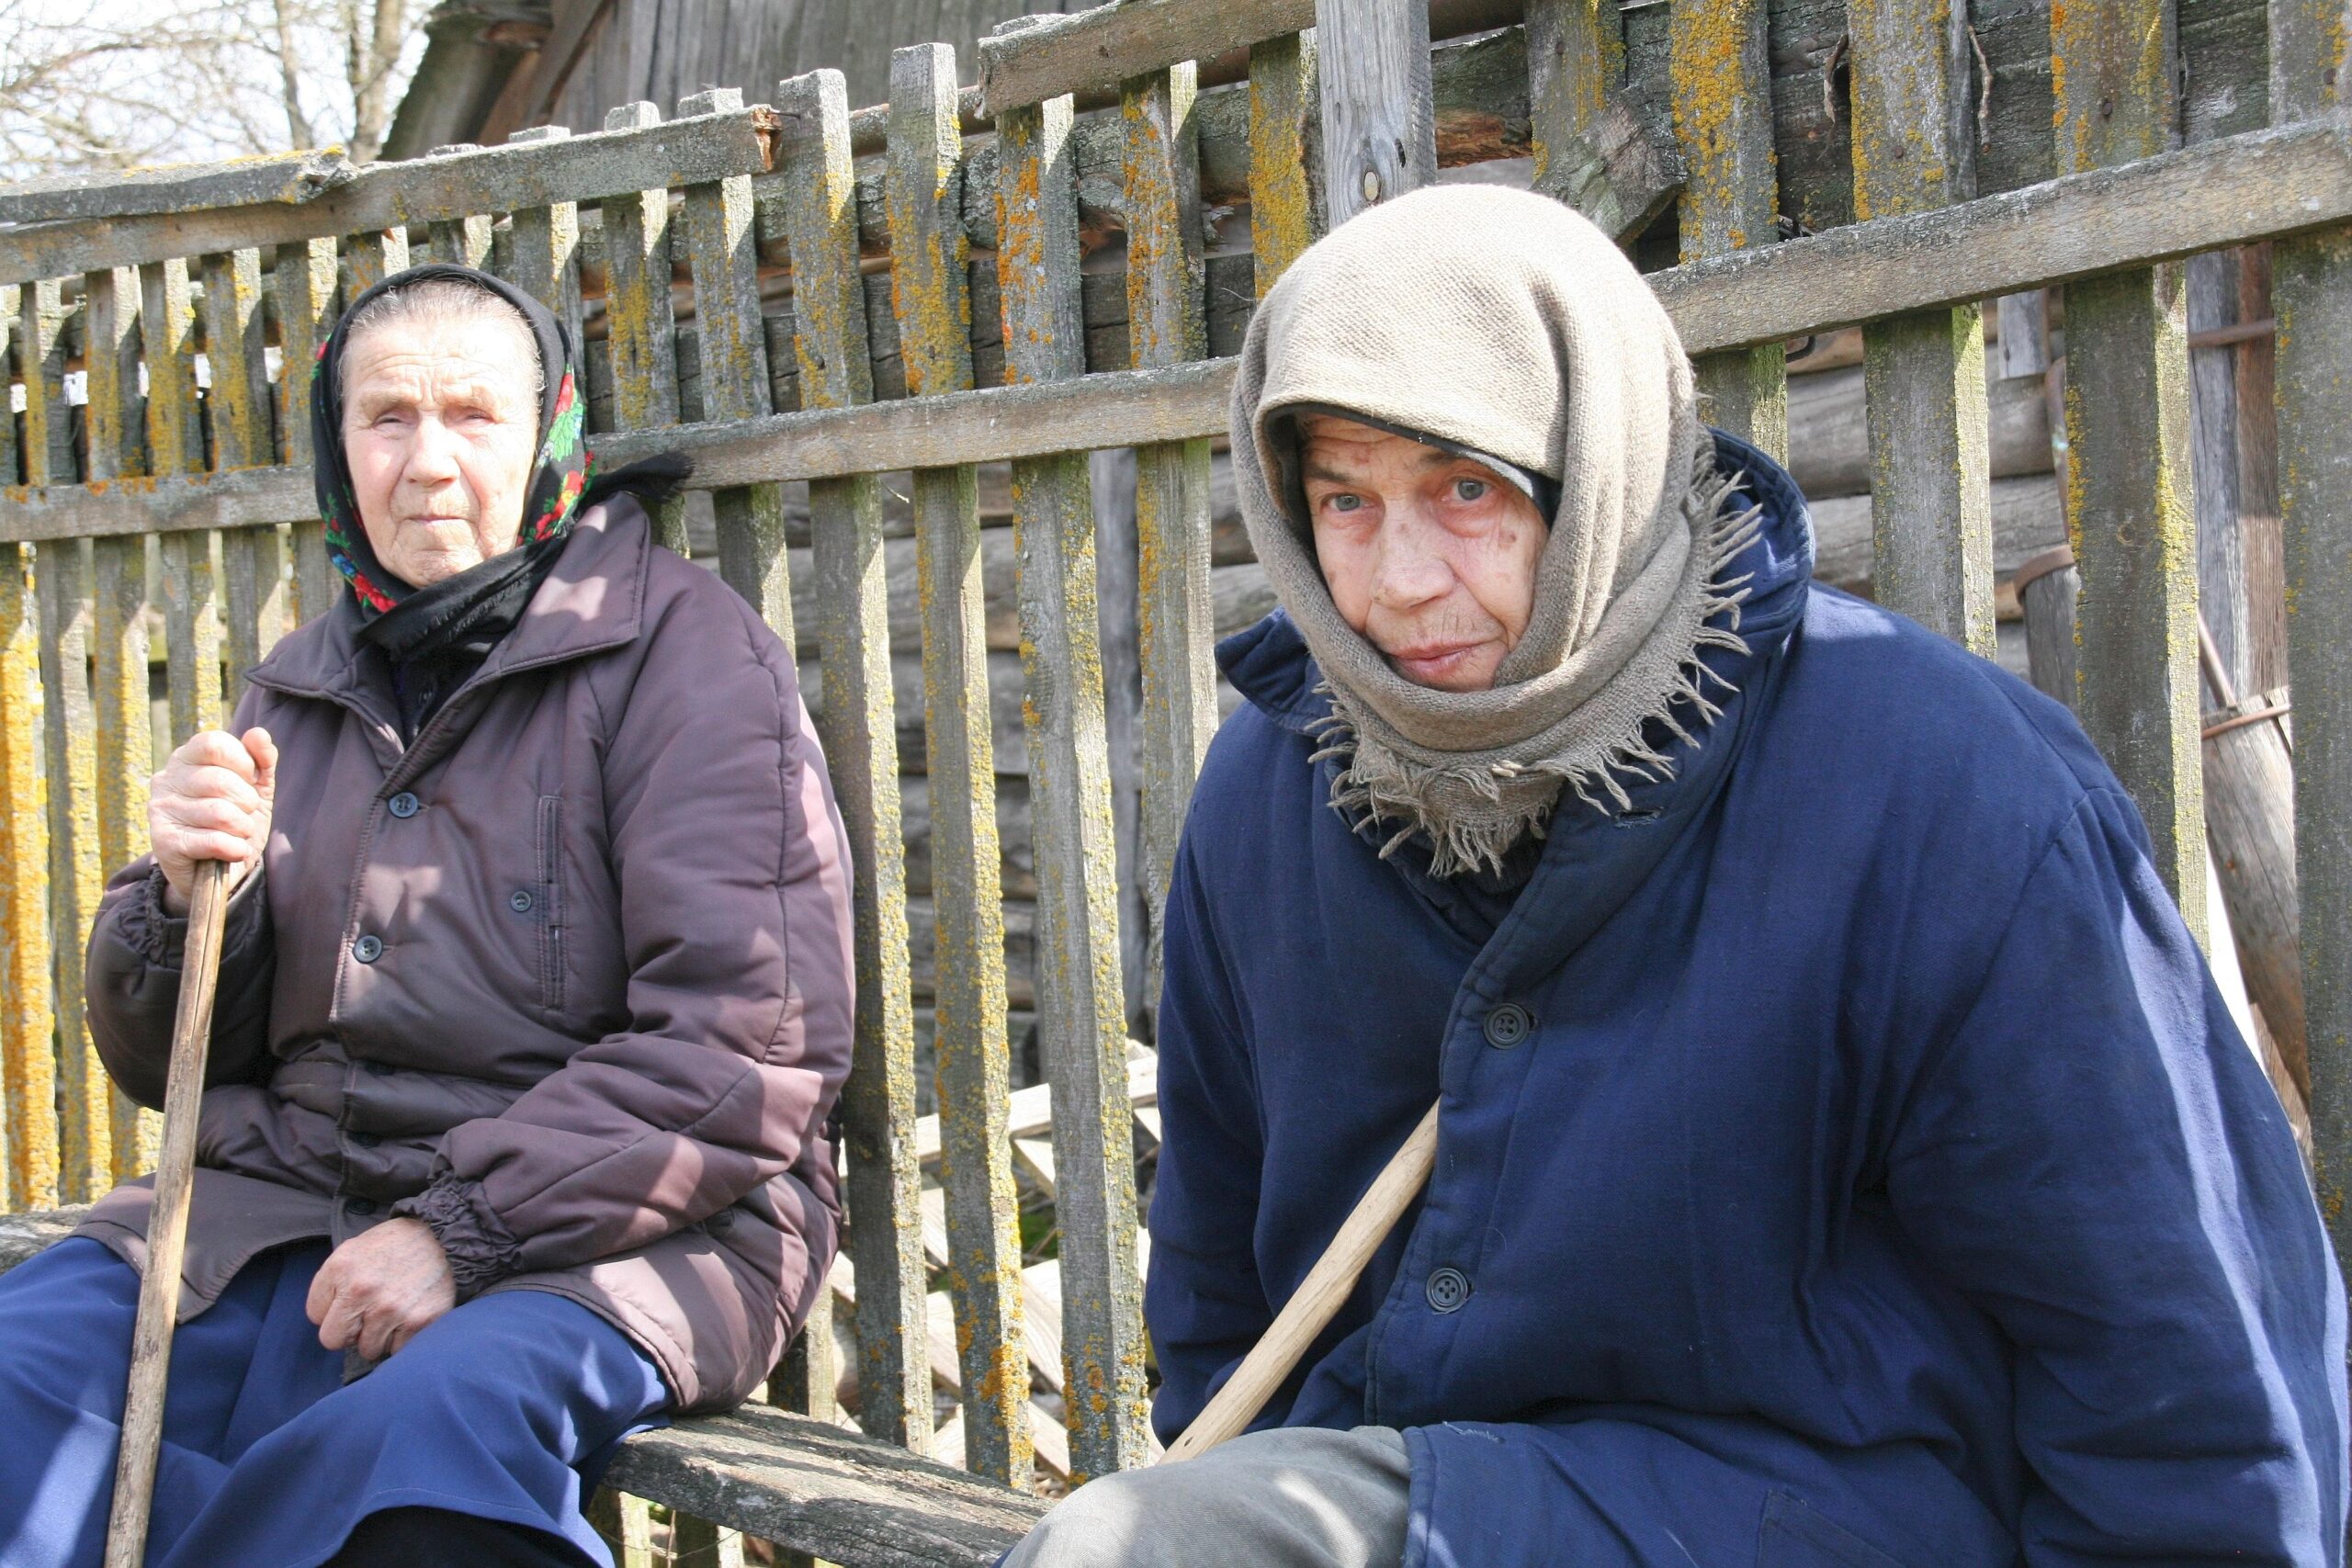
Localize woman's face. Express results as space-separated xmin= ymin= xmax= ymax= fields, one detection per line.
xmin=340 ymin=313 xmax=538 ymax=588
xmin=1302 ymin=414 xmax=1546 ymax=693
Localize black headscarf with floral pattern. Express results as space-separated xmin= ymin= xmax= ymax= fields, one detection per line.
xmin=310 ymin=264 xmax=590 ymax=621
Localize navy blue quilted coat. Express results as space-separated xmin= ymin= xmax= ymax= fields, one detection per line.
xmin=1145 ymin=434 xmax=2347 ymax=1567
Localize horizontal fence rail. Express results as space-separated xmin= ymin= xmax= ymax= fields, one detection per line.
xmin=0 ymin=0 xmax=2345 ymax=1560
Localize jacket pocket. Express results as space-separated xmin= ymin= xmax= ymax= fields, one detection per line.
xmin=536 ymin=795 xmax=566 ymax=1016
xmin=1758 ymin=1493 xmax=1916 ymax=1568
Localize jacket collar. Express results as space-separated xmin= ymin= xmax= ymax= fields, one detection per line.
xmin=250 ymin=495 xmax=652 ymax=705
xmin=1219 ymin=429 xmax=1817 ymax=988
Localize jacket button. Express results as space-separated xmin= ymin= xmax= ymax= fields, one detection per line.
xmin=352 ymin=933 xmax=383 ymax=964
xmin=1483 ymin=1002 xmax=1533 ymax=1049
xmin=509 ymin=889 xmax=536 ymax=914
xmin=387 ymin=791 xmax=420 ymax=818
xmin=345 ymin=1197 xmax=379 ymax=1217
xmin=1426 ymin=1267 xmax=1471 ymax=1314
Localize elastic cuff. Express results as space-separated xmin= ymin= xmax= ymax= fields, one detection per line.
xmin=392 ymin=1176 xmax=526 ymax=1301
xmin=120 ymin=866 xmax=188 ymax=967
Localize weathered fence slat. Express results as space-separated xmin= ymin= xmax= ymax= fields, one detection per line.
xmin=424 ymin=145 xmax=495 ymax=269
xmin=597 ymin=103 xmax=688 ymax=558
xmin=1524 ymin=0 xmax=1677 ymax=242
xmin=1669 ymin=0 xmax=1787 ymax=460
xmin=995 ymin=85 xmax=1151 ymax=1483
xmin=35 ymin=539 xmax=107 ymax=1202
xmin=0 ymin=541 xmax=56 ymax=1213
xmin=886 ymin=41 xmax=1029 ymax=1487
xmin=686 ymin=86 xmax=796 ymax=644
xmin=1314 ymin=0 xmax=1436 ymax=228
xmin=274 ymin=237 xmax=339 ymax=625
xmin=504 ymin=125 xmax=587 ymax=355
xmin=2050 ymin=0 xmax=2205 ymax=935
xmin=2270 ymin=0 xmax=2352 ymax=1272
xmin=775 ymin=67 xmax=932 ymax=1455
xmin=345 ymin=226 xmax=410 ymax=298
xmin=1847 ymin=0 xmax=1995 ymax=656
xmin=200 ymin=248 xmax=285 ymax=689
xmin=1247 ymin=28 xmax=1321 ymax=296
xmin=143 ymin=257 xmax=224 ymax=743
xmin=17 ymin=283 xmax=71 ymax=488
xmin=1124 ymin=59 xmax=1219 ymax=1022
xmin=84 ymin=268 xmax=145 ymax=482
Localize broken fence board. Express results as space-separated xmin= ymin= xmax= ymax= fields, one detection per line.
xmin=0 ymin=150 xmax=353 ymax=226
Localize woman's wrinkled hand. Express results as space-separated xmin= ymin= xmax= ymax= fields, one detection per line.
xmin=307 ymin=1217 xmax=458 ymax=1360
xmin=148 ymin=727 xmax=277 ymax=916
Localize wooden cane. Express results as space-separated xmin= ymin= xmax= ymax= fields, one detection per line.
xmin=1162 ymin=1100 xmax=1442 ymax=1462
xmin=104 ymin=857 xmax=233 ymax=1568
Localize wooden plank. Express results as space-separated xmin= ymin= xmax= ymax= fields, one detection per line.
xmin=688 ymin=87 xmax=795 ymax=643
xmin=978 ymin=0 xmax=1315 ymax=114
xmin=0 ymin=149 xmax=353 ymax=224
xmin=1670 ymin=0 xmax=1786 ymax=459
xmin=2051 ymin=0 xmax=2204 ymax=931
xmin=995 ymin=85 xmax=1151 ymax=1484
xmin=888 ymin=40 xmax=1029 ymax=1489
xmin=1124 ymin=59 xmax=1219 ymax=1028
xmin=424 ymin=146 xmax=497 ymax=269
xmin=596 ymin=103 xmax=687 ymax=557
xmin=1849 ymin=0 xmax=1995 ymax=654
xmin=1524 ymin=0 xmax=1679 ymax=243
xmin=0 ymin=107 xmax=776 ymax=288
xmin=16 ymin=288 xmax=100 ymax=1201
xmin=0 ymin=542 xmax=56 ymax=1213
xmin=502 ymin=125 xmax=586 ymax=353
xmin=775 ymin=66 xmax=930 ymax=1456
xmin=1247 ymin=29 xmax=1322 ymax=295
xmin=90 ymin=532 xmax=154 ymax=1180
xmin=2270 ymin=0 xmax=2352 ymax=1269
xmin=1315 ymin=0 xmax=1437 ymax=227
xmin=200 ymin=249 xmax=286 ymax=689
xmin=83 ymin=267 xmax=145 ymax=482
xmin=599 ymin=1405 xmax=1047 ymax=1568
xmin=142 ymin=257 xmax=225 ymax=743
xmin=274 ymin=238 xmax=339 ymax=625
xmin=345 ymin=226 xmax=411 ymax=297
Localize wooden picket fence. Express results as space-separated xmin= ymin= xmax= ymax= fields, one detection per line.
xmin=0 ymin=0 xmax=2347 ymax=1561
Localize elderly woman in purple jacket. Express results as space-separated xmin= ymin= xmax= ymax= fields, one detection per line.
xmin=0 ymin=266 xmax=855 ymax=1567
xmin=1004 ymin=187 xmax=2346 ymax=1567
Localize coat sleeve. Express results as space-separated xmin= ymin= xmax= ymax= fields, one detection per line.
xmin=397 ymin=591 xmax=856 ymax=1298
xmin=82 ymin=688 xmax=280 ymax=1111
xmin=1883 ymin=786 xmax=2347 ymax=1566
xmin=1145 ymin=826 xmax=1275 ymax=1447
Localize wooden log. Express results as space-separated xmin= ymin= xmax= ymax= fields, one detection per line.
xmin=2203 ymin=685 xmax=2307 ymax=1097
xmin=995 ymin=81 xmax=1151 ymax=1483
xmin=0 ymin=149 xmax=353 ymax=225
xmin=1316 ymin=0 xmax=1438 ymax=225
xmin=0 ymin=540 xmax=55 ymax=1212
xmin=599 ymin=1406 xmax=1047 ymax=1568
xmin=272 ymin=239 xmax=338 ymax=626
xmin=2051 ymin=0 xmax=2204 ymax=933
xmin=1524 ymin=0 xmax=1679 ymax=243
xmin=1125 ymin=58 xmax=1220 ymax=1030
xmin=1669 ymin=0 xmax=1785 ymax=459
xmin=887 ymin=39 xmax=1028 ymax=1490
xmin=1848 ymin=0 xmax=1994 ymax=656
xmin=0 ymin=105 xmax=776 ymax=288
xmin=1809 ymin=474 xmax=2068 ymax=604
xmin=775 ymin=68 xmax=930 ymax=1458
xmin=2271 ymin=0 xmax=2352 ymax=1266
xmin=1786 ymin=364 xmax=2050 ymax=501
xmin=596 ymin=103 xmax=688 ymax=556
xmin=978 ymin=0 xmax=1315 ymax=114
xmin=1248 ymin=29 xmax=1323 ymax=295
xmin=0 ymin=1204 xmax=86 ymax=1273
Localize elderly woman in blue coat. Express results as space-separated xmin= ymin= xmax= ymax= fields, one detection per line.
xmin=1005 ymin=186 xmax=2346 ymax=1567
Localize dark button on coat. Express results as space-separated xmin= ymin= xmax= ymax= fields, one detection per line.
xmin=1147 ymin=434 xmax=2347 ymax=1566
xmin=76 ymin=498 xmax=855 ymax=1413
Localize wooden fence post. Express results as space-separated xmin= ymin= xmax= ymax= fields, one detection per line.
xmin=503 ymin=125 xmax=586 ymax=353
xmin=597 ymin=103 xmax=688 ymax=558
xmin=1848 ymin=0 xmax=1996 ymax=654
xmin=1248 ymin=28 xmax=1322 ymax=294
xmin=2050 ymin=0 xmax=2205 ymax=938
xmin=201 ymin=247 xmax=287 ymax=692
xmin=2269 ymin=0 xmax=2352 ymax=1264
xmin=887 ymin=40 xmax=1031 ymax=1486
xmin=995 ymin=76 xmax=1150 ymax=1483
xmin=274 ymin=238 xmax=340 ymax=626
xmin=143 ymin=256 xmax=223 ymax=746
xmin=774 ymin=69 xmax=933 ymax=1454
xmin=1525 ymin=0 xmax=1678 ymax=243
xmin=1668 ymin=0 xmax=1786 ymax=460
xmin=0 ymin=537 xmax=54 ymax=1213
xmin=1313 ymin=0 xmax=1436 ymax=228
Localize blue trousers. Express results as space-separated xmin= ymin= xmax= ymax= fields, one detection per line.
xmin=0 ymin=1238 xmax=669 ymax=1568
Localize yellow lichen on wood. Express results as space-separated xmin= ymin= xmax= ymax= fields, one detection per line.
xmin=1248 ymin=32 xmax=1319 ymax=297
xmin=1668 ymin=0 xmax=1774 ymax=260
xmin=0 ymin=544 xmax=57 ymax=1212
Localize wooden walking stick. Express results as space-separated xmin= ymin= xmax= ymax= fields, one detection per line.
xmin=104 ymin=857 xmax=233 ymax=1568
xmin=1163 ymin=1100 xmax=1442 ymax=1462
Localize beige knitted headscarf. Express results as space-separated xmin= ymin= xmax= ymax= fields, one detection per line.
xmin=1233 ymin=183 xmax=1761 ymax=876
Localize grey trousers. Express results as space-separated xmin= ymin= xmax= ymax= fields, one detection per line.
xmin=1003 ymin=1426 xmax=1411 ymax=1568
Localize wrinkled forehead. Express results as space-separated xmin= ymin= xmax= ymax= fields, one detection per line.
xmin=341 ymin=321 xmax=537 ymax=410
